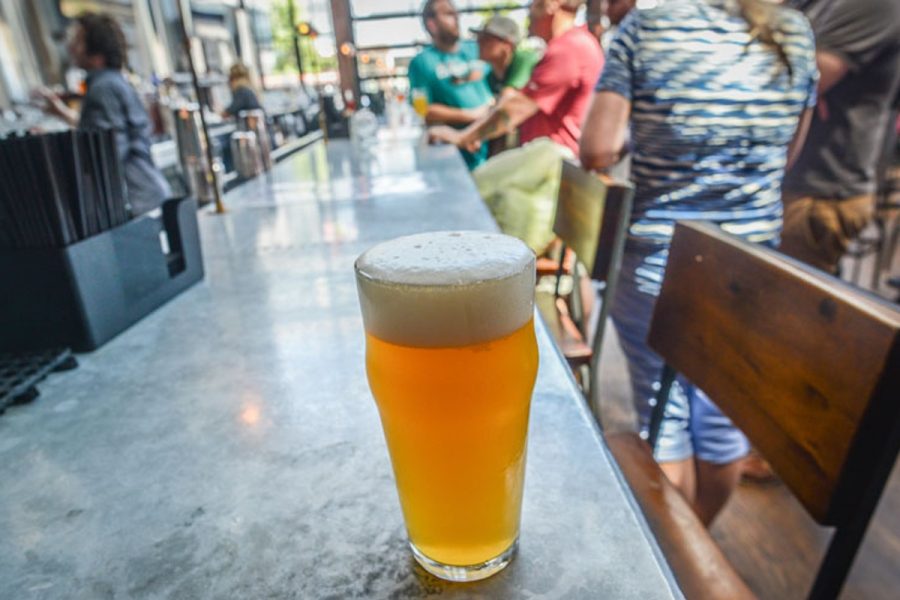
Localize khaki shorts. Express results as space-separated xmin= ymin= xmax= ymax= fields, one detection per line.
xmin=780 ymin=193 xmax=875 ymax=273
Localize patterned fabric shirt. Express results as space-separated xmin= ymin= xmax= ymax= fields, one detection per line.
xmin=596 ymin=0 xmax=818 ymax=246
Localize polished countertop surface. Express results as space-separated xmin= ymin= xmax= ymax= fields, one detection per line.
xmin=0 ymin=134 xmax=680 ymax=599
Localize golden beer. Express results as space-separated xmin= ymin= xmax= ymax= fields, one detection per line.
xmin=411 ymin=89 xmax=429 ymax=119
xmin=355 ymin=231 xmax=537 ymax=581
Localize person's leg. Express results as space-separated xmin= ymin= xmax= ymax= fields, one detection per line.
xmin=660 ymin=458 xmax=697 ymax=505
xmin=741 ymin=448 xmax=777 ymax=483
xmin=694 ymin=459 xmax=744 ymax=526
xmin=655 ymin=379 xmax=699 ymax=502
xmin=687 ymin=385 xmax=750 ymax=526
xmin=610 ymin=247 xmax=694 ymax=496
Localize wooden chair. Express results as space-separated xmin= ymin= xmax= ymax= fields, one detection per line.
xmin=607 ymin=221 xmax=900 ymax=599
xmin=535 ymin=160 xmax=633 ymax=417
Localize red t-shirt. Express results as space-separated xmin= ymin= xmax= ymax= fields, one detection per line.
xmin=519 ymin=27 xmax=604 ymax=155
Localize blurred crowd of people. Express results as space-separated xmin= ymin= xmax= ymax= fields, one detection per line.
xmin=412 ymin=0 xmax=900 ymax=525
xmin=33 ymin=14 xmax=265 ymax=216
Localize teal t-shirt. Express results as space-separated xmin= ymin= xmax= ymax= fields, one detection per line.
xmin=408 ymin=41 xmax=492 ymax=169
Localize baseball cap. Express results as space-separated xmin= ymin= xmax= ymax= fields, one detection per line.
xmin=469 ymin=15 xmax=520 ymax=45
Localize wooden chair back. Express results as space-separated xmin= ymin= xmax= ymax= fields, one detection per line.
xmin=554 ymin=161 xmax=633 ymax=284
xmin=552 ymin=161 xmax=633 ymax=416
xmin=646 ymin=221 xmax=900 ymax=598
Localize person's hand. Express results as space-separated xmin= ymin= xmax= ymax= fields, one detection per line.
xmin=428 ymin=125 xmax=463 ymax=146
xmin=428 ymin=126 xmax=482 ymax=153
xmin=32 ymin=86 xmax=79 ymax=127
xmin=32 ymin=86 xmax=56 ymax=101
xmin=465 ymin=104 xmax=490 ymax=122
xmin=459 ymin=136 xmax=482 ymax=154
xmin=32 ymin=87 xmax=67 ymax=117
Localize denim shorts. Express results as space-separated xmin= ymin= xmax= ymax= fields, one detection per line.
xmin=609 ymin=243 xmax=749 ymax=465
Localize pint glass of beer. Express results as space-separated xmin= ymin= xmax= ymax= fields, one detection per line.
xmin=355 ymin=231 xmax=538 ymax=582
xmin=411 ymin=88 xmax=429 ymax=120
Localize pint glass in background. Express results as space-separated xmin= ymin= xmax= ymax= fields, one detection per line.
xmin=411 ymin=88 xmax=429 ymax=120
xmin=355 ymin=231 xmax=538 ymax=582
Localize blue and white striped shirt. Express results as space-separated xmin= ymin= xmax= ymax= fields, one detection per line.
xmin=596 ymin=0 xmax=818 ymax=246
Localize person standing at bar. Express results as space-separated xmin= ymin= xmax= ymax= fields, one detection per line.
xmin=222 ymin=63 xmax=263 ymax=118
xmin=38 ymin=13 xmax=170 ymax=216
xmin=428 ymin=0 xmax=602 ymax=158
xmin=780 ymin=0 xmax=900 ymax=274
xmin=408 ymin=0 xmax=493 ymax=169
xmin=472 ymin=16 xmax=542 ymax=157
xmin=429 ymin=0 xmax=601 ymax=257
xmin=472 ymin=16 xmax=541 ymax=98
xmin=580 ymin=0 xmax=817 ymax=525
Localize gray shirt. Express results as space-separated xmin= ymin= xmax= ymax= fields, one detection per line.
xmin=224 ymin=85 xmax=262 ymax=117
xmin=783 ymin=0 xmax=900 ymax=199
xmin=79 ymin=69 xmax=171 ymax=215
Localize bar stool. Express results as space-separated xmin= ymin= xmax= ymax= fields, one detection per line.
xmin=535 ymin=160 xmax=633 ymax=419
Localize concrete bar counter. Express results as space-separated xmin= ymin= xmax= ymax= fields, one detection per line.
xmin=0 ymin=135 xmax=680 ymax=599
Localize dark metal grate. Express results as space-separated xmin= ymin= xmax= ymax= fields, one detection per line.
xmin=0 ymin=348 xmax=77 ymax=413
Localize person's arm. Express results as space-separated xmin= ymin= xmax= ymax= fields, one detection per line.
xmin=428 ymin=90 xmax=538 ymax=151
xmin=580 ymin=11 xmax=639 ymax=171
xmin=784 ymin=14 xmax=819 ymax=169
xmin=786 ymin=108 xmax=814 ymax=169
xmin=34 ymin=87 xmax=79 ymax=127
xmin=425 ymin=103 xmax=488 ymax=126
xmin=579 ymin=91 xmax=630 ymax=171
xmin=816 ymin=51 xmax=849 ymax=95
xmin=807 ymin=0 xmax=892 ymax=94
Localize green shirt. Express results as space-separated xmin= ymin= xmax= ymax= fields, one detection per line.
xmin=408 ymin=41 xmax=492 ymax=169
xmin=486 ymin=47 xmax=542 ymax=96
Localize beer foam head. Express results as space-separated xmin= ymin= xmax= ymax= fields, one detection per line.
xmin=355 ymin=231 xmax=535 ymax=347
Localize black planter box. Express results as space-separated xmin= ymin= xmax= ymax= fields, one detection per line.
xmin=0 ymin=197 xmax=204 ymax=351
